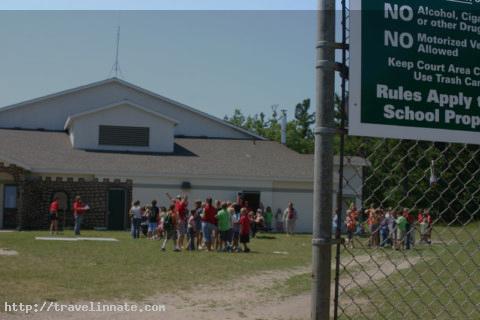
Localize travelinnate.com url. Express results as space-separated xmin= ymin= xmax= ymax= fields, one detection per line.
xmin=4 ymin=301 xmax=166 ymax=314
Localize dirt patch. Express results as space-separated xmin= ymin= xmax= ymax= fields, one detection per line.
xmin=0 ymin=248 xmax=18 ymax=256
xmin=1 ymin=254 xmax=422 ymax=320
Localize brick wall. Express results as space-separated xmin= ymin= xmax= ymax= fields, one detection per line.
xmin=2 ymin=162 xmax=134 ymax=230
xmin=22 ymin=178 xmax=132 ymax=230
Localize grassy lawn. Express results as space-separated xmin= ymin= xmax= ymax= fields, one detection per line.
xmin=0 ymin=231 xmax=312 ymax=305
xmin=1 ymin=223 xmax=478 ymax=319
xmin=339 ymin=223 xmax=480 ymax=320
xmin=263 ymin=223 xmax=480 ymax=320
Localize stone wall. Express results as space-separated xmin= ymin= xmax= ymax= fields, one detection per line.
xmin=3 ymin=208 xmax=18 ymax=229
xmin=0 ymin=162 xmax=27 ymax=181
xmin=22 ymin=177 xmax=132 ymax=230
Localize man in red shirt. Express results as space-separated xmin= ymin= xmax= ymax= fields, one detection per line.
xmin=166 ymin=192 xmax=188 ymax=250
xmin=201 ymin=197 xmax=217 ymax=251
xmin=420 ymin=210 xmax=433 ymax=244
xmin=239 ymin=208 xmax=251 ymax=252
xmin=49 ymin=197 xmax=59 ymax=235
xmin=418 ymin=210 xmax=432 ymax=225
xmin=73 ymin=196 xmax=88 ymax=236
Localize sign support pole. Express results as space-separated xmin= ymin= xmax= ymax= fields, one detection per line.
xmin=312 ymin=0 xmax=335 ymax=319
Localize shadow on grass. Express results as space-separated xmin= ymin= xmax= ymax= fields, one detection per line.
xmin=254 ymin=235 xmax=277 ymax=240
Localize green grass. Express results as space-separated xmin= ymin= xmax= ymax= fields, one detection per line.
xmin=267 ymin=272 xmax=311 ymax=298
xmin=340 ymin=223 xmax=480 ymax=320
xmin=260 ymin=223 xmax=480 ymax=319
xmin=1 ymin=223 xmax=479 ymax=319
xmin=0 ymin=231 xmax=311 ymax=305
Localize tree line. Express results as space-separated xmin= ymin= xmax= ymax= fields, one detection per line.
xmin=224 ymin=99 xmax=315 ymax=154
xmin=225 ymin=98 xmax=479 ymax=224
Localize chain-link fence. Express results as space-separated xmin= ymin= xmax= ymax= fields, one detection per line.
xmin=330 ymin=2 xmax=479 ymax=318
xmin=333 ymin=138 xmax=480 ymax=319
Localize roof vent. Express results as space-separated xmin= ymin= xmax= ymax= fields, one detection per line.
xmin=99 ymin=125 xmax=149 ymax=147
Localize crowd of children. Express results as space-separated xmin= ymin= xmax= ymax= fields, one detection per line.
xmin=129 ymin=193 xmax=299 ymax=253
xmin=47 ymin=192 xmax=299 ymax=245
xmin=343 ymin=204 xmax=433 ymax=250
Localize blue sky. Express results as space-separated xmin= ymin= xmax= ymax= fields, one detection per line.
xmin=0 ymin=0 xmax=321 ymax=10
xmin=0 ymin=1 xmax=343 ymax=120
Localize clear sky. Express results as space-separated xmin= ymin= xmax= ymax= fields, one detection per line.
xmin=0 ymin=1 xmax=343 ymax=120
xmin=0 ymin=0 xmax=320 ymax=10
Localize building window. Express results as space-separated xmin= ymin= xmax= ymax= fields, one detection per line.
xmin=4 ymin=185 xmax=17 ymax=209
xmin=98 ymin=125 xmax=150 ymax=147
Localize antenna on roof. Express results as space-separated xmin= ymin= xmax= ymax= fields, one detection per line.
xmin=281 ymin=109 xmax=287 ymax=145
xmin=109 ymin=26 xmax=123 ymax=78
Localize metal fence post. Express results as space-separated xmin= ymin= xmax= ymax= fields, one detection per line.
xmin=312 ymin=0 xmax=336 ymax=319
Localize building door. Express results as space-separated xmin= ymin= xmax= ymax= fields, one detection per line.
xmin=240 ymin=191 xmax=261 ymax=211
xmin=2 ymin=185 xmax=17 ymax=229
xmin=108 ymin=189 xmax=126 ymax=230
xmin=0 ymin=173 xmax=16 ymax=229
xmin=0 ymin=184 xmax=4 ymax=229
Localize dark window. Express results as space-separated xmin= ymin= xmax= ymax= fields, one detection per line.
xmin=99 ymin=125 xmax=150 ymax=147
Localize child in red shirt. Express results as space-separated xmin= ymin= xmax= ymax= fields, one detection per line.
xmin=239 ymin=208 xmax=251 ymax=253
xmin=49 ymin=197 xmax=59 ymax=235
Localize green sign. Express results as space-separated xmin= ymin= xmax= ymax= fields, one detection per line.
xmin=349 ymin=0 xmax=480 ymax=144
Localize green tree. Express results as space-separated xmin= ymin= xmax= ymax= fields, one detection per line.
xmin=294 ymin=99 xmax=315 ymax=139
xmin=224 ymin=101 xmax=315 ymax=154
xmin=224 ymin=109 xmax=246 ymax=127
xmin=226 ymin=98 xmax=479 ymax=222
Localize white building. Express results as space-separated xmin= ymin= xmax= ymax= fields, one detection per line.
xmin=0 ymin=78 xmax=366 ymax=232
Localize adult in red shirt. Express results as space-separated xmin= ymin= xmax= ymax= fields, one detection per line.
xmin=417 ymin=210 xmax=424 ymax=224
xmin=166 ymin=193 xmax=189 ymax=220
xmin=421 ymin=210 xmax=433 ymax=244
xmin=239 ymin=208 xmax=251 ymax=252
xmin=201 ymin=197 xmax=217 ymax=251
xmin=73 ymin=196 xmax=88 ymax=236
xmin=49 ymin=197 xmax=59 ymax=235
xmin=418 ymin=210 xmax=432 ymax=225
xmin=166 ymin=192 xmax=189 ymax=249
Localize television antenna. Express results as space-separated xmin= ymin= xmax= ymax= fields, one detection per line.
xmin=109 ymin=26 xmax=123 ymax=78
